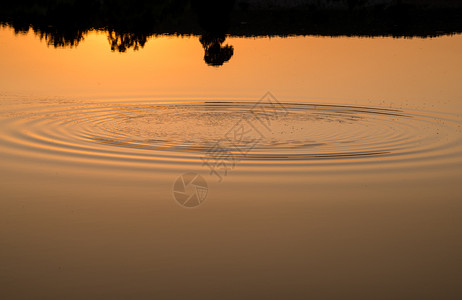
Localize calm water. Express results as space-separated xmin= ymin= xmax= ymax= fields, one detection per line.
xmin=1 ymin=27 xmax=462 ymax=299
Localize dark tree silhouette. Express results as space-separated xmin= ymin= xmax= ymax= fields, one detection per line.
xmin=1 ymin=0 xmax=462 ymax=66
xmin=192 ymin=0 xmax=236 ymax=66
xmin=107 ymin=31 xmax=147 ymax=52
xmin=200 ymin=34 xmax=234 ymax=66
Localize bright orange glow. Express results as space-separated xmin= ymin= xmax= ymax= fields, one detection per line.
xmin=1 ymin=21 xmax=462 ymax=300
xmin=1 ymin=28 xmax=461 ymax=107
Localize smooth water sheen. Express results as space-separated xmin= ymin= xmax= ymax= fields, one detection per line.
xmin=1 ymin=28 xmax=462 ymax=300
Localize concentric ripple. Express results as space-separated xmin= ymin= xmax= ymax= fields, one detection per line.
xmin=1 ymin=100 xmax=462 ymax=178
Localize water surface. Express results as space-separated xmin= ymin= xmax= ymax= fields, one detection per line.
xmin=1 ymin=27 xmax=462 ymax=299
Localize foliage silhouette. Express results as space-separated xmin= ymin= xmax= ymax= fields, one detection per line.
xmin=1 ymin=0 xmax=462 ymax=66
xmin=200 ymin=34 xmax=234 ymax=67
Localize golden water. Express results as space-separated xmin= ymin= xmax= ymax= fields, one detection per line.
xmin=1 ymin=28 xmax=462 ymax=299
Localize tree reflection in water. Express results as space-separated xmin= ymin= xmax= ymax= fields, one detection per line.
xmin=107 ymin=31 xmax=148 ymax=52
xmin=199 ymin=34 xmax=234 ymax=67
xmin=2 ymin=0 xmax=462 ymax=67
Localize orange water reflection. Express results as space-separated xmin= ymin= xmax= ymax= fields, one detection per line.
xmin=1 ymin=27 xmax=462 ymax=107
xmin=1 ymin=25 xmax=462 ymax=300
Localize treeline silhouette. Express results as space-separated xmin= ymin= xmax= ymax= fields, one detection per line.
xmin=1 ymin=0 xmax=462 ymax=66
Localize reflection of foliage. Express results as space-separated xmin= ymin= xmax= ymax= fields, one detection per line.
xmin=1 ymin=0 xmax=97 ymax=48
xmin=37 ymin=29 xmax=85 ymax=48
xmin=199 ymin=34 xmax=234 ymax=67
xmin=0 ymin=0 xmax=239 ymax=66
xmin=8 ymin=25 xmax=85 ymax=48
xmin=0 ymin=0 xmax=189 ymax=52
xmin=107 ymin=31 xmax=147 ymax=52
xmin=192 ymin=1 xmax=235 ymax=66
xmin=2 ymin=0 xmax=462 ymax=66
